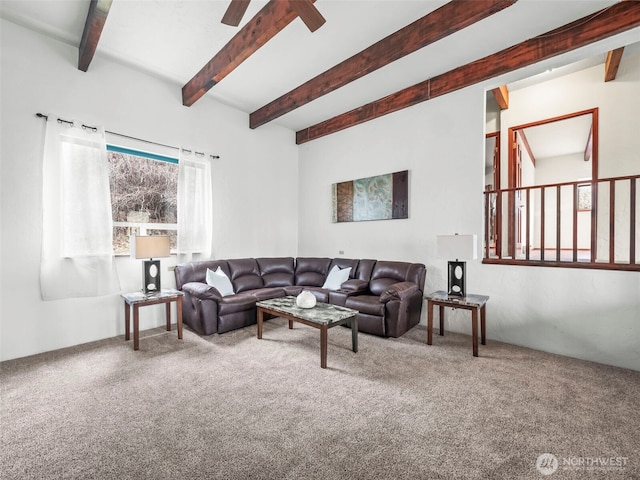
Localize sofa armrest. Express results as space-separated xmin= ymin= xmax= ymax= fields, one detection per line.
xmin=182 ymin=282 xmax=223 ymax=301
xmin=339 ymin=278 xmax=369 ymax=293
xmin=379 ymin=281 xmax=419 ymax=302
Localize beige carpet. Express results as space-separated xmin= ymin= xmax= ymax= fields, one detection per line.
xmin=1 ymin=319 xmax=639 ymax=480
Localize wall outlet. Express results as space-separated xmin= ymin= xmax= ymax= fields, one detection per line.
xmin=339 ymin=250 xmax=344 ymax=255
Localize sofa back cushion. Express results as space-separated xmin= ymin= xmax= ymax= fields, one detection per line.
xmin=369 ymin=261 xmax=426 ymax=295
xmin=257 ymin=257 xmax=295 ymax=287
xmin=355 ymin=259 xmax=376 ymax=282
xmin=227 ymin=258 xmax=264 ymax=293
xmin=295 ymin=257 xmax=332 ymax=286
xmin=328 ymin=258 xmax=359 ymax=279
xmin=175 ymin=260 xmax=229 ymax=290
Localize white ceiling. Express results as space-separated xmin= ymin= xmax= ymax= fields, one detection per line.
xmin=522 ymin=114 xmax=593 ymax=161
xmin=1 ymin=0 xmax=638 ymax=132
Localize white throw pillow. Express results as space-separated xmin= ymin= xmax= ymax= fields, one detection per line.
xmin=321 ymin=265 xmax=352 ymax=290
xmin=205 ymin=267 xmax=235 ymax=297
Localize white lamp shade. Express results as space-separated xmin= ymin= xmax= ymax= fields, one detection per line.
xmin=131 ymin=235 xmax=171 ymax=259
xmin=437 ymin=234 xmax=478 ymax=260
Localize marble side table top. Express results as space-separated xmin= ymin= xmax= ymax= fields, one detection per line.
xmin=122 ymin=289 xmax=184 ymax=304
xmin=425 ymin=290 xmax=489 ymax=307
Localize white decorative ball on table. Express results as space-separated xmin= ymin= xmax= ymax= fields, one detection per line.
xmin=296 ymin=290 xmax=317 ymax=308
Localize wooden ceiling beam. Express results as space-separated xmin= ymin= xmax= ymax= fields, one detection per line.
xmin=221 ymin=0 xmax=251 ymax=27
xmin=604 ymin=47 xmax=625 ymax=82
xmin=290 ymin=0 xmax=326 ymax=32
xmin=250 ymin=0 xmax=516 ymax=129
xmin=78 ymin=0 xmax=112 ymax=72
xmin=491 ymin=85 xmax=509 ymax=110
xmin=296 ymin=2 xmax=640 ymax=144
xmin=182 ymin=0 xmax=317 ymax=107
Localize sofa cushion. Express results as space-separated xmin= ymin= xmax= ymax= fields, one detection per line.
xmin=256 ymin=257 xmax=295 ymax=287
xmin=369 ymin=261 xmax=414 ymax=295
xmin=205 ymin=267 xmax=235 ymax=297
xmin=227 ymin=258 xmax=264 ymax=293
xmin=339 ymin=278 xmax=368 ymax=294
xmin=246 ymin=287 xmax=287 ymax=302
xmin=295 ymin=257 xmax=332 ymax=286
xmin=355 ymin=259 xmax=376 ymax=282
xmin=298 ymin=287 xmax=330 ymax=303
xmin=345 ymin=295 xmax=385 ymax=316
xmin=217 ymin=293 xmax=256 ymax=315
xmin=322 ymin=265 xmax=352 ymax=290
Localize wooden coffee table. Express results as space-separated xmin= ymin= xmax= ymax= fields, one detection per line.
xmin=256 ymin=296 xmax=358 ymax=368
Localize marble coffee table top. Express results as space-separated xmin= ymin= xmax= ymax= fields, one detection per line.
xmin=256 ymin=296 xmax=357 ymax=326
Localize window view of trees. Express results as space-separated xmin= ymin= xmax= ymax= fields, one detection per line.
xmin=107 ymin=151 xmax=178 ymax=255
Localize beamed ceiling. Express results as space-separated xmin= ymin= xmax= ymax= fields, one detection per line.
xmin=1 ymin=0 xmax=639 ymax=144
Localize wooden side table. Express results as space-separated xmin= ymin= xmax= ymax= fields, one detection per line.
xmin=122 ymin=289 xmax=184 ymax=350
xmin=425 ymin=290 xmax=489 ymax=357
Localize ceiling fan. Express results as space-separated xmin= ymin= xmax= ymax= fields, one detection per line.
xmin=221 ymin=0 xmax=326 ymax=32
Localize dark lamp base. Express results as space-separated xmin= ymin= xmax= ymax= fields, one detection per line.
xmin=143 ymin=259 xmax=161 ymax=294
xmin=447 ymin=260 xmax=466 ymax=297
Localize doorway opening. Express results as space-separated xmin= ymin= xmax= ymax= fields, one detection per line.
xmin=506 ymin=108 xmax=598 ymax=261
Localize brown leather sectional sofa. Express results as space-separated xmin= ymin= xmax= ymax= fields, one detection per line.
xmin=174 ymin=257 xmax=426 ymax=338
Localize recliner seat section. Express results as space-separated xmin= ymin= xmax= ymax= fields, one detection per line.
xmin=344 ymin=261 xmax=425 ymax=337
xmin=174 ymin=257 xmax=426 ymax=337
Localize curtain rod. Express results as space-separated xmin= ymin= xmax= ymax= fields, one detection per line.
xmin=35 ymin=113 xmax=220 ymax=160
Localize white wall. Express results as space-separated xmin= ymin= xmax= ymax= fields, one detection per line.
xmin=2 ymin=18 xmax=639 ymax=372
xmin=298 ymin=41 xmax=640 ymax=371
xmin=0 ymin=20 xmax=298 ymax=361
xmin=533 ymin=153 xmax=592 ymax=249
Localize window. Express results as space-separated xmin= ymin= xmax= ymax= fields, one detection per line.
xmin=577 ymin=183 xmax=592 ymax=211
xmin=107 ymin=145 xmax=178 ymax=255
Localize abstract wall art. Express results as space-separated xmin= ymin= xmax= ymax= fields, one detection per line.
xmin=332 ymin=170 xmax=408 ymax=223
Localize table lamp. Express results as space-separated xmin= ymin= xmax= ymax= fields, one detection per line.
xmin=436 ymin=234 xmax=477 ymax=297
xmin=131 ymin=235 xmax=171 ymax=294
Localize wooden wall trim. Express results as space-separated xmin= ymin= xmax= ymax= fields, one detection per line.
xmin=519 ymin=130 xmax=536 ymax=167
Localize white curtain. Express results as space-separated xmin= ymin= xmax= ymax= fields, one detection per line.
xmin=177 ymin=150 xmax=213 ymax=262
xmin=40 ymin=118 xmax=121 ymax=299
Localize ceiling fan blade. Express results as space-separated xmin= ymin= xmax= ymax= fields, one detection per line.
xmin=289 ymin=0 xmax=326 ymax=32
xmin=221 ymin=0 xmax=251 ymax=27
